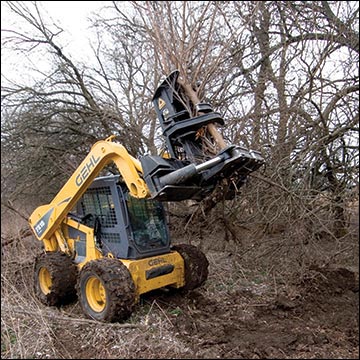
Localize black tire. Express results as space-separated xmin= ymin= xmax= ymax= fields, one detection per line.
xmin=34 ymin=251 xmax=78 ymax=306
xmin=171 ymin=244 xmax=209 ymax=290
xmin=77 ymin=258 xmax=136 ymax=323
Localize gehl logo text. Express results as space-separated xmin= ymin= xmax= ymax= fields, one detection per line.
xmin=75 ymin=155 xmax=101 ymax=187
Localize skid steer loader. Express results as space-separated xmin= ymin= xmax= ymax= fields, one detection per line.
xmin=29 ymin=70 xmax=264 ymax=322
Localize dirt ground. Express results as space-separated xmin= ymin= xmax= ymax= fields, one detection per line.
xmin=1 ymin=206 xmax=359 ymax=359
xmin=54 ymin=264 xmax=360 ymax=359
xmin=1 ymin=249 xmax=358 ymax=359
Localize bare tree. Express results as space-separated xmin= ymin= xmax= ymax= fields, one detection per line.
xmin=1 ymin=1 xmax=158 ymax=207
xmin=1 ymin=1 xmax=358 ymax=243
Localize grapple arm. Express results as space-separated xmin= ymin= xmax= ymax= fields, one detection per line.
xmin=140 ymin=70 xmax=265 ymax=201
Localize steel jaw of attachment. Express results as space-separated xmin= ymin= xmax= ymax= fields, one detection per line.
xmin=140 ymin=144 xmax=265 ymax=202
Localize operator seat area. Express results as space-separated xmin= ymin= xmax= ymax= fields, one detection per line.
xmin=69 ymin=174 xmax=171 ymax=260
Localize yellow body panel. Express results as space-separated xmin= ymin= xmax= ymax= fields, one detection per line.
xmin=62 ymin=217 xmax=102 ymax=269
xmin=122 ymin=251 xmax=185 ymax=300
xmin=60 ymin=218 xmax=185 ymax=300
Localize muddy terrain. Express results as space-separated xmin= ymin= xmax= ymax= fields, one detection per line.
xmin=1 ymin=205 xmax=359 ymax=359
xmin=1 ymin=249 xmax=358 ymax=359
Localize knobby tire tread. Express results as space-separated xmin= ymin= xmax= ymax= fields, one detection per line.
xmin=34 ymin=251 xmax=78 ymax=306
xmin=77 ymin=258 xmax=136 ymax=323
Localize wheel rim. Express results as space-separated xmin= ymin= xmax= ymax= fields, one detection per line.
xmin=85 ymin=276 xmax=106 ymax=312
xmin=39 ymin=267 xmax=52 ymax=294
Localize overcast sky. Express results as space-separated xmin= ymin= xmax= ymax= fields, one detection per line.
xmin=1 ymin=1 xmax=110 ymax=82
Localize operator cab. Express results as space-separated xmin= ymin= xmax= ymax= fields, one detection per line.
xmin=69 ymin=175 xmax=171 ymax=260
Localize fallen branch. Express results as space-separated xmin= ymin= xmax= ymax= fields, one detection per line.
xmin=1 ymin=227 xmax=33 ymax=247
xmin=2 ymin=199 xmax=29 ymax=221
xmin=2 ymin=305 xmax=143 ymax=329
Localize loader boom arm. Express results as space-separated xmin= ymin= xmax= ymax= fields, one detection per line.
xmin=29 ymin=136 xmax=150 ymax=242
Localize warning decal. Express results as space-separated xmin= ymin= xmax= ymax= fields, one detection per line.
xmin=158 ymin=98 xmax=166 ymax=109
